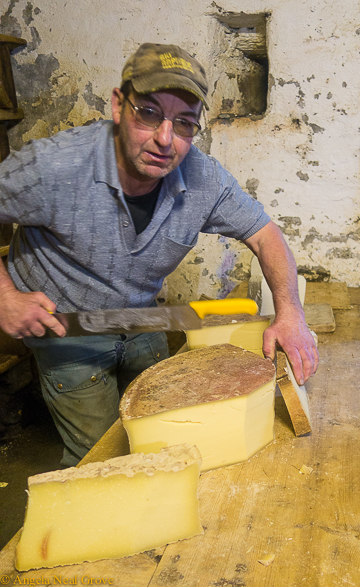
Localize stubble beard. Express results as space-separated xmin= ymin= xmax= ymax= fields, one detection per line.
xmin=117 ymin=123 xmax=176 ymax=183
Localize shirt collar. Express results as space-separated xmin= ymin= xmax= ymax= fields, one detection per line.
xmin=162 ymin=163 xmax=186 ymax=199
xmin=94 ymin=121 xmax=121 ymax=189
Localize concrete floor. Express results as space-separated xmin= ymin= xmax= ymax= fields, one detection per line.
xmin=0 ymin=294 xmax=359 ymax=554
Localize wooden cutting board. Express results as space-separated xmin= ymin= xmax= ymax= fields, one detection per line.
xmin=304 ymin=281 xmax=351 ymax=309
xmin=2 ymin=338 xmax=360 ymax=585
xmin=304 ymin=303 xmax=336 ymax=333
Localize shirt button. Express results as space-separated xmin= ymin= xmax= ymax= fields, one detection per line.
xmin=123 ymin=220 xmax=129 ymax=227
xmin=90 ymin=375 xmax=97 ymax=382
xmin=57 ymin=383 xmax=63 ymax=389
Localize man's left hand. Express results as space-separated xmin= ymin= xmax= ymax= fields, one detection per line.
xmin=262 ymin=310 xmax=319 ymax=386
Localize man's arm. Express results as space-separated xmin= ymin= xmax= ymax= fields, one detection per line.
xmin=243 ymin=220 xmax=319 ymax=385
xmin=0 ymin=258 xmax=65 ymax=339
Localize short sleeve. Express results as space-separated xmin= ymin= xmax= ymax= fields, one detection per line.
xmin=0 ymin=140 xmax=50 ymax=226
xmin=201 ymin=163 xmax=270 ymax=241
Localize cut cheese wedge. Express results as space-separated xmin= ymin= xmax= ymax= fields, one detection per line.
xmin=120 ymin=344 xmax=276 ymax=473
xmin=186 ymin=313 xmax=270 ymax=356
xmin=16 ymin=444 xmax=202 ymax=571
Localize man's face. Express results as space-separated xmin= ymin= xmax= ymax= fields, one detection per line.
xmin=112 ymin=87 xmax=202 ymax=190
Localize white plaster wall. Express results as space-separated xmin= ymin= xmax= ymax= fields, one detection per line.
xmin=2 ymin=0 xmax=360 ymax=303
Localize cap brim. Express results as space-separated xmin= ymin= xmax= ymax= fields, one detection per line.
xmin=132 ymin=72 xmax=209 ymax=110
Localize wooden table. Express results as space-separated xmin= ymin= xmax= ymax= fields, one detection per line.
xmin=1 ymin=319 xmax=360 ymax=586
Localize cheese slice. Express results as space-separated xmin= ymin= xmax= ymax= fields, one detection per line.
xmin=120 ymin=344 xmax=276 ymax=473
xmin=16 ymin=444 xmax=202 ymax=571
xmin=186 ymin=313 xmax=270 ymax=355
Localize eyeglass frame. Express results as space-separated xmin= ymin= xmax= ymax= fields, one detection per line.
xmin=125 ymin=96 xmax=201 ymax=138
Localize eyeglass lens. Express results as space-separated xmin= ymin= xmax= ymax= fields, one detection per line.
xmin=129 ymin=100 xmax=200 ymax=137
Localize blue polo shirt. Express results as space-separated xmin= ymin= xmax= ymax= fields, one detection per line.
xmin=0 ymin=121 xmax=270 ymax=312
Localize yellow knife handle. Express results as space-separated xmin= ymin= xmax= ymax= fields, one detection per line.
xmin=189 ymin=298 xmax=258 ymax=320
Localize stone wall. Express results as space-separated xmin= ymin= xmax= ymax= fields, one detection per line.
xmin=2 ymin=0 xmax=360 ymax=303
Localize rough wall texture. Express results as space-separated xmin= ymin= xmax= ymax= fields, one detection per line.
xmin=2 ymin=0 xmax=360 ymax=303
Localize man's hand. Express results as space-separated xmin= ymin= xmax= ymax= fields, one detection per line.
xmin=0 ymin=289 xmax=66 ymax=339
xmin=244 ymin=221 xmax=319 ymax=385
xmin=262 ymin=309 xmax=319 ymax=385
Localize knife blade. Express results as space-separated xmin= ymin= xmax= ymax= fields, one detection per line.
xmin=44 ymin=298 xmax=258 ymax=338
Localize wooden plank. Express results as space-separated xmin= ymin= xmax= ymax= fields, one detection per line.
xmin=0 ymin=123 xmax=10 ymax=164
xmin=77 ymin=418 xmax=130 ymax=466
xmin=0 ymin=107 xmax=24 ymax=122
xmin=0 ymin=34 xmax=27 ymax=48
xmin=176 ymin=342 xmax=188 ymax=354
xmin=348 ymin=287 xmax=360 ymax=305
xmin=0 ymin=353 xmax=27 ymax=375
xmin=0 ymin=45 xmax=17 ymax=110
xmin=276 ymin=351 xmax=311 ymax=436
xmin=304 ymin=303 xmax=335 ymax=333
xmin=148 ymin=342 xmax=360 ymax=586
xmin=304 ymin=282 xmax=351 ymax=309
xmin=3 ymin=315 xmax=360 ymax=585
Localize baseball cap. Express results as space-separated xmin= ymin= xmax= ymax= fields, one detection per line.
xmin=121 ymin=43 xmax=209 ymax=109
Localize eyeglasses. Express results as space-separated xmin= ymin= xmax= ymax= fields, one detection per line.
xmin=125 ymin=97 xmax=201 ymax=138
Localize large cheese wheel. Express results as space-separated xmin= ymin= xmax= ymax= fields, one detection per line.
xmin=120 ymin=343 xmax=276 ymax=472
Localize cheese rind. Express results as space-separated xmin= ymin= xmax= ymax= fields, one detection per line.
xmin=121 ymin=344 xmax=275 ymax=418
xmin=120 ymin=344 xmax=276 ymax=472
xmin=16 ymin=444 xmax=202 ymax=571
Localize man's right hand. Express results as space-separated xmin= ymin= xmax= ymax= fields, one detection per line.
xmin=0 ymin=289 xmax=66 ymax=339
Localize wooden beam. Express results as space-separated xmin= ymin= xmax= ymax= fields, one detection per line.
xmin=0 ymin=34 xmax=27 ymax=49
xmin=0 ymin=108 xmax=24 ymax=122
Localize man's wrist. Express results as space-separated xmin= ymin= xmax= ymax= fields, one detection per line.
xmin=274 ymin=303 xmax=306 ymax=322
xmin=0 ymin=282 xmax=18 ymax=299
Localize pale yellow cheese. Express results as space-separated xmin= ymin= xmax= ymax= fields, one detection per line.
xmin=186 ymin=314 xmax=270 ymax=356
xmin=121 ymin=344 xmax=276 ymax=473
xmin=16 ymin=444 xmax=202 ymax=571
xmin=124 ymin=382 xmax=275 ymax=472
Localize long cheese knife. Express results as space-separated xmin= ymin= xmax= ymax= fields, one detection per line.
xmin=45 ymin=298 xmax=258 ymax=338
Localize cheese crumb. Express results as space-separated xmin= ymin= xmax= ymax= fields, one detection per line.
xmin=258 ymin=553 xmax=275 ymax=566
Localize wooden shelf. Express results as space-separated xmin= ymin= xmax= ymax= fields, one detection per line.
xmin=0 ymin=34 xmax=27 ymax=49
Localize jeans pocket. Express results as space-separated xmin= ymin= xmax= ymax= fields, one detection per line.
xmin=148 ymin=331 xmax=170 ymax=363
xmin=49 ymin=356 xmax=106 ymax=393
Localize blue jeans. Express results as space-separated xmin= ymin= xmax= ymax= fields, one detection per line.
xmin=25 ymin=332 xmax=169 ymax=466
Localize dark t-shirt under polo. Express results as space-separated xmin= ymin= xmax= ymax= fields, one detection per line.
xmin=124 ymin=179 xmax=163 ymax=235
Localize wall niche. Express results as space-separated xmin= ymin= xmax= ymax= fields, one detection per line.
xmin=211 ymin=11 xmax=269 ymax=119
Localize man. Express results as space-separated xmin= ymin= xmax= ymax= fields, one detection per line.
xmin=0 ymin=43 xmax=318 ymax=465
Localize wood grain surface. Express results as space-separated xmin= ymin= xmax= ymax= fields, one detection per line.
xmin=2 ymin=337 xmax=360 ymax=586
xmin=304 ymin=303 xmax=336 ymax=333
xmin=304 ymin=282 xmax=351 ymax=309
xmin=276 ymin=351 xmax=312 ymax=436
